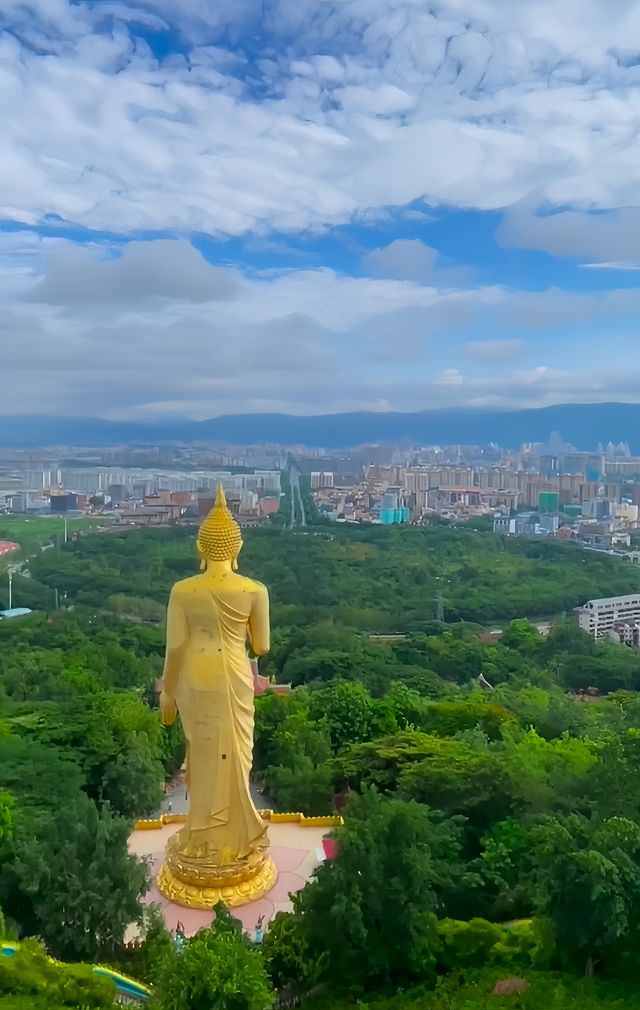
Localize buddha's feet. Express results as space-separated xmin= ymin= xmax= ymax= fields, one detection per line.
xmin=157 ymin=853 xmax=277 ymax=909
xmin=157 ymin=829 xmax=276 ymax=908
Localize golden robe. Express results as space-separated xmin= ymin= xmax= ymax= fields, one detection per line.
xmin=161 ymin=570 xmax=269 ymax=867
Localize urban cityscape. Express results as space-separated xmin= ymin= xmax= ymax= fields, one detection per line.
xmin=5 ymin=433 xmax=640 ymax=548
xmin=5 ymin=433 xmax=640 ymax=658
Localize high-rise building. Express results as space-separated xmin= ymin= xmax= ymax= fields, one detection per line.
xmin=538 ymin=491 xmax=560 ymax=514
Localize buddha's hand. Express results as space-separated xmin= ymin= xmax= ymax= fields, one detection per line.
xmin=160 ymin=691 xmax=177 ymax=726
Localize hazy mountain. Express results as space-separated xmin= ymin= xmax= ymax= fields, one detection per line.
xmin=2 ymin=403 xmax=640 ymax=450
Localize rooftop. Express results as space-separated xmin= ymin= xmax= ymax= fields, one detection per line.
xmin=580 ymin=593 xmax=640 ymax=608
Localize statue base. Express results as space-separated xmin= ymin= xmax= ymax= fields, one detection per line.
xmin=157 ymin=856 xmax=277 ymax=909
xmin=156 ymin=829 xmax=277 ymax=909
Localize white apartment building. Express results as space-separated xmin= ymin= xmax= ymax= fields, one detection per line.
xmin=578 ymin=594 xmax=640 ymax=638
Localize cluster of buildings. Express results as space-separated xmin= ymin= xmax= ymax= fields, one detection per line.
xmin=0 ymin=453 xmax=281 ymax=529
xmin=5 ymin=435 xmax=640 ymax=550
xmin=300 ymin=442 xmax=640 ymax=549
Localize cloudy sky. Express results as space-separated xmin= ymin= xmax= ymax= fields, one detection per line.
xmin=3 ymin=1 xmax=640 ymax=419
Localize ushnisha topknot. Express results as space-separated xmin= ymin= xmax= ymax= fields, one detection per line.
xmin=197 ymin=484 xmax=242 ymax=562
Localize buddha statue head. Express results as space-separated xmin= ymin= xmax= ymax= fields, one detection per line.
xmin=197 ymin=484 xmax=243 ymax=569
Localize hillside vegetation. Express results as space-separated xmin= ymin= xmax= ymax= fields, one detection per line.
xmin=2 ymin=521 xmax=640 ymax=1008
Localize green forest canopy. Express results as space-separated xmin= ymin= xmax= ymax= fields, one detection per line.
xmin=8 ymin=519 xmax=640 ymax=628
xmin=2 ymin=520 xmax=640 ymax=1007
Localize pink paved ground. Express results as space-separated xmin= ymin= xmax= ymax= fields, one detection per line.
xmin=128 ymin=821 xmax=327 ymax=938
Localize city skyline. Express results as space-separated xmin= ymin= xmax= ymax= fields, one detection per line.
xmin=3 ymin=2 xmax=640 ymax=419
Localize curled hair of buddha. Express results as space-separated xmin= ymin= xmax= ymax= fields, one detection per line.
xmin=197 ymin=484 xmax=242 ymax=563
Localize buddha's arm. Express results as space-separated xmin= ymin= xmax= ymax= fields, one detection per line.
xmin=160 ymin=589 xmax=188 ymax=726
xmin=248 ymin=582 xmax=270 ymax=657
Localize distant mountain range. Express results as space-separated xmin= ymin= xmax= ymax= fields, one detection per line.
xmin=2 ymin=402 xmax=640 ymax=451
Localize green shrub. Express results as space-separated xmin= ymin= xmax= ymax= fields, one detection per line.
xmin=0 ymin=941 xmax=114 ymax=1008
xmin=491 ymin=918 xmax=554 ymax=970
xmin=436 ymin=917 xmax=502 ymax=970
xmin=435 ymin=917 xmax=554 ymax=975
xmin=422 ymin=701 xmax=518 ymax=740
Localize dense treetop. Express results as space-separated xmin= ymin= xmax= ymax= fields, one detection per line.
xmin=7 ymin=519 xmax=638 ymax=627
xmin=2 ymin=516 xmax=640 ymax=1007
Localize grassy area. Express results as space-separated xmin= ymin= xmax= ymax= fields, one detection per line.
xmin=0 ymin=515 xmax=111 ymax=569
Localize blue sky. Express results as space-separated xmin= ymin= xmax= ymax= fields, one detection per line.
xmin=2 ymin=0 xmax=640 ymax=419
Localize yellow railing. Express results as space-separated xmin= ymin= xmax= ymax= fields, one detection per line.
xmin=134 ymin=811 xmax=343 ymax=831
xmin=262 ymin=811 xmax=343 ymax=827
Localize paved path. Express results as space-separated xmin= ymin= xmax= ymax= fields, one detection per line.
xmin=158 ymin=774 xmax=269 ymax=817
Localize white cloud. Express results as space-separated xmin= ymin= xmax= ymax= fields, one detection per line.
xmin=28 ymin=239 xmax=240 ymax=303
xmin=335 ymin=84 xmax=416 ymax=116
xmin=364 ymin=239 xmax=437 ymax=279
xmin=2 ymin=1 xmax=640 ymax=234
xmin=363 ymin=239 xmax=471 ymax=286
xmin=4 ymin=233 xmax=640 ymax=419
xmin=434 ymin=369 xmax=464 ymax=387
xmin=581 ymin=260 xmax=640 ymax=271
xmin=0 ymin=231 xmax=618 ymax=419
xmin=465 ymin=339 xmax=524 ymax=362
xmin=497 ymin=205 xmax=640 ymax=260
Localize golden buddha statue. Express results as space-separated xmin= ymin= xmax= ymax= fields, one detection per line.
xmin=157 ymin=485 xmax=276 ymax=909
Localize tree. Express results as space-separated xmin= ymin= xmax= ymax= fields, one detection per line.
xmin=14 ymin=794 xmax=147 ymax=962
xmin=265 ymin=759 xmax=333 ymax=815
xmin=295 ymin=788 xmax=463 ymax=992
xmin=116 ymin=905 xmax=174 ymax=985
xmin=0 ymin=736 xmax=85 ymax=827
xmin=420 ymin=699 xmax=517 ymax=740
xmin=383 ymin=682 xmax=428 ymax=730
xmin=499 ymin=619 xmax=544 ymax=657
xmin=22 ymin=686 xmax=165 ymax=817
xmin=254 ymin=691 xmax=304 ymax=773
xmin=154 ymin=903 xmax=273 ymax=1010
xmin=0 ymin=792 xmax=14 ymax=847
xmin=500 ymin=729 xmax=596 ymax=816
xmin=282 ymin=649 xmax=371 ymax=688
xmin=0 ymin=792 xmax=14 ymax=937
xmin=477 ymin=817 xmax=538 ymax=920
xmin=436 ymin=917 xmax=502 ymax=971
xmin=335 ymin=730 xmax=515 ymax=835
xmin=308 ymin=681 xmax=375 ymax=750
xmin=160 ymin=716 xmax=186 ymax=780
xmin=260 ymin=703 xmax=334 ymax=814
xmin=532 ymin=814 xmax=640 ymax=974
xmin=101 ymin=744 xmax=163 ymax=818
xmin=494 ymin=684 xmax=596 ymax=741
xmin=262 ymin=910 xmax=315 ymax=995
xmin=544 ymin=618 xmax=596 ymax=659
xmin=106 ymin=593 xmax=165 ymax=623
